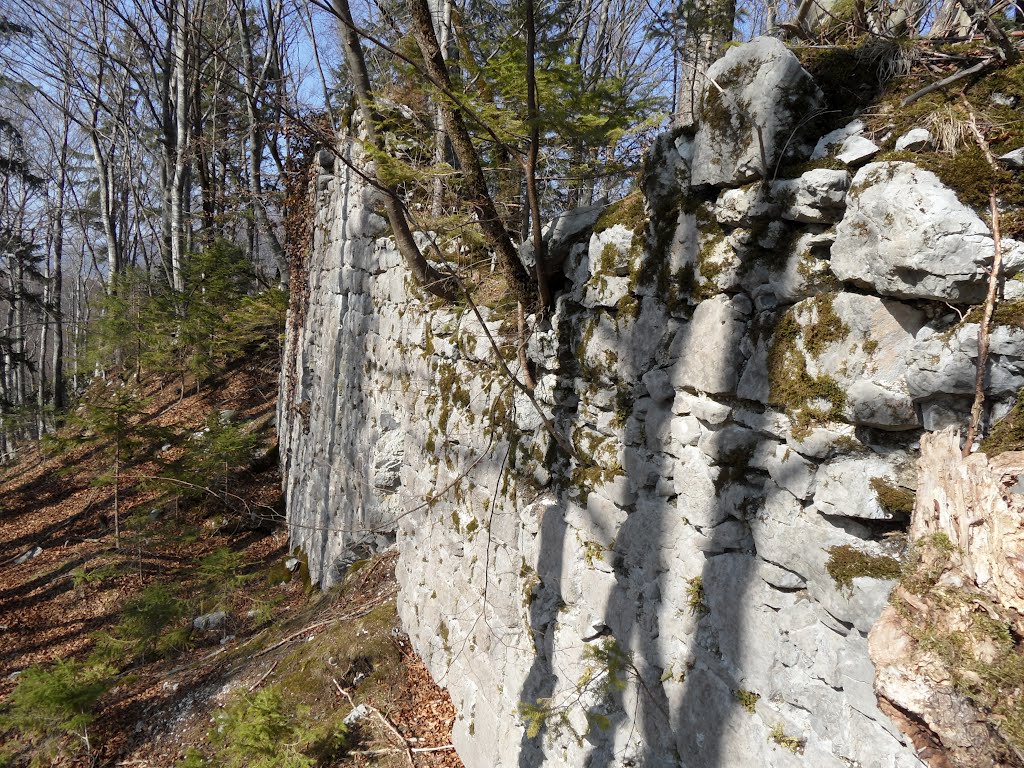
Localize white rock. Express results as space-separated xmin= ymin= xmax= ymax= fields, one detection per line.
xmin=895 ymin=128 xmax=932 ymax=152
xmin=691 ymin=37 xmax=823 ymax=187
xmin=670 ymin=294 xmax=751 ymax=394
xmin=814 ymin=454 xmax=913 ymax=520
xmin=811 ymin=120 xmax=865 ymax=160
xmin=771 ymin=169 xmax=851 ymax=223
xmin=835 ymin=135 xmax=880 ymax=166
xmin=832 ymin=162 xmax=1024 ymax=302
xmin=999 ymin=147 xmax=1024 ymax=169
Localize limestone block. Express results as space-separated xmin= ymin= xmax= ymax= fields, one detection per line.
xmin=691 ymin=37 xmax=823 ymax=187
xmin=670 ymin=294 xmax=751 ymax=394
xmin=641 ymin=368 xmax=674 ymax=403
xmin=764 ymin=444 xmax=816 ymax=500
xmin=673 ymin=446 xmax=726 ymax=527
xmin=811 ymin=120 xmax=865 ymax=160
xmin=835 ymin=135 xmax=880 ymax=166
xmin=895 ymin=128 xmax=932 ymax=151
xmin=519 ymin=202 xmax=605 ymax=269
xmin=672 ymin=389 xmax=732 ymax=423
xmin=814 ymin=453 xmax=914 ymax=520
xmin=771 ymin=168 xmax=850 ymax=223
xmin=907 ymin=322 xmax=1024 ymax=399
xmin=713 ymin=183 xmax=779 ymax=225
xmin=832 ymin=162 xmax=1024 ymax=302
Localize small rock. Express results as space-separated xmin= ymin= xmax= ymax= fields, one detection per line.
xmin=811 ymin=120 xmax=865 ymax=160
xmin=999 ymin=147 xmax=1024 ymax=170
xmin=344 ymin=704 xmax=371 ymax=726
xmin=284 ymin=557 xmax=301 ymax=572
xmin=193 ymin=611 xmax=227 ymax=632
xmin=14 ymin=545 xmax=42 ymax=565
xmin=894 ymin=128 xmax=931 ymax=152
xmin=990 ymin=92 xmax=1019 ymax=109
xmin=835 ymin=135 xmax=880 ymax=166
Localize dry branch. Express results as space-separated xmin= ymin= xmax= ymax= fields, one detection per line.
xmin=961 ymin=96 xmax=1004 ymax=455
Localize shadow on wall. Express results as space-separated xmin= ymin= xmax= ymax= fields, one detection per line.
xmin=514 ymin=165 xmax=760 ymax=767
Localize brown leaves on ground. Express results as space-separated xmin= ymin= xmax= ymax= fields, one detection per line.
xmin=0 ymin=356 xmax=463 ymax=768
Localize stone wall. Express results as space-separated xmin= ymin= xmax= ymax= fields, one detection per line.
xmin=279 ymin=37 xmax=1024 ymax=768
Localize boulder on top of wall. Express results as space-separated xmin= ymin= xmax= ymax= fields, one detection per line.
xmin=669 ymin=294 xmax=751 ymax=394
xmin=831 ymin=162 xmax=1024 ymax=303
xmin=770 ymin=169 xmax=850 ymax=224
xmin=907 ymin=321 xmax=1024 ymax=400
xmin=690 ymin=37 xmax=823 ymax=187
xmin=814 ymin=453 xmax=915 ymax=520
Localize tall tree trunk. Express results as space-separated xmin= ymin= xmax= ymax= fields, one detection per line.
xmin=407 ymin=0 xmax=534 ymax=304
xmin=235 ymin=0 xmax=288 ymax=285
xmin=429 ymin=0 xmax=453 ymax=218
xmin=170 ymin=0 xmax=191 ymax=292
xmin=673 ymin=0 xmax=736 ymax=128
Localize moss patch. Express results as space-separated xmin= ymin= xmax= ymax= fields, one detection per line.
xmin=870 ymin=477 xmax=916 ymax=516
xmin=736 ymin=689 xmax=760 ymax=714
xmin=594 ymin=191 xmax=646 ymax=235
xmin=766 ymin=309 xmax=848 ymax=437
xmin=826 ymin=545 xmax=901 ymax=593
xmin=801 ymin=294 xmax=850 ymax=357
xmin=981 ymin=395 xmax=1024 ymax=456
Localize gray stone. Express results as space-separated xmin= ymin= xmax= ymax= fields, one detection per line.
xmin=832 ymin=162 xmax=1024 ymax=303
xmin=713 ymin=184 xmax=779 ymax=225
xmin=641 ymin=368 xmax=674 ymax=403
xmin=771 ymin=169 xmax=850 ymax=223
xmin=765 ymin=444 xmax=816 ymax=500
xmin=343 ymin=704 xmax=371 ymax=726
xmin=814 ymin=454 xmax=913 ymax=520
xmin=14 ymin=545 xmax=42 ymax=565
xmin=691 ymin=37 xmax=823 ymax=187
xmin=672 ymin=390 xmax=732 ymax=424
xmin=999 ymin=147 xmax=1024 ymax=170
xmin=193 ymin=611 xmax=227 ymax=631
xmin=670 ymin=294 xmax=751 ymax=394
xmin=284 ymin=557 xmax=300 ymax=572
xmin=520 ymin=202 xmax=606 ymax=269
xmin=316 ymin=148 xmax=335 ymax=170
xmin=835 ymin=135 xmax=880 ymax=166
xmin=908 ymin=323 xmax=1024 ymax=399
xmin=811 ymin=120 xmax=865 ymax=160
xmin=372 ymin=429 xmax=405 ymax=491
xmin=895 ymin=128 xmax=931 ymax=152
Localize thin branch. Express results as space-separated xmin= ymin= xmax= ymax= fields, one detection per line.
xmin=901 ymin=58 xmax=995 ymax=106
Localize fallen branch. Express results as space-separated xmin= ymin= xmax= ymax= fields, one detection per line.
xmin=333 ymin=679 xmax=417 ymax=766
xmin=901 ymin=58 xmax=994 ymax=106
xmin=251 ymin=617 xmax=337 ymax=658
xmin=369 ymin=704 xmax=415 ymax=767
xmin=247 ymin=660 xmax=279 ymax=692
xmin=350 ymin=745 xmax=456 ymax=756
xmin=961 ymin=95 xmax=1004 ymax=455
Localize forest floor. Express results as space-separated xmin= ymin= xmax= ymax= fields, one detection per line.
xmin=0 ymin=353 xmax=461 ymax=768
